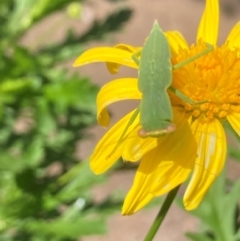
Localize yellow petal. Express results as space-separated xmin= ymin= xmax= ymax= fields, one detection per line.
xmin=227 ymin=113 xmax=240 ymax=136
xmin=226 ymin=21 xmax=240 ymax=49
xmin=122 ymin=108 xmax=197 ymax=215
xmin=197 ymin=0 xmax=219 ymax=45
xmin=97 ymin=78 xmax=141 ymax=127
xmin=73 ymin=47 xmax=138 ymax=69
xmin=184 ymin=116 xmax=226 ymax=210
xmin=122 ymin=130 xmax=158 ymax=162
xmin=114 ymin=44 xmax=140 ymax=52
xmin=106 ymin=44 xmax=141 ymax=74
xmin=165 ymin=31 xmax=189 ymax=55
xmin=90 ymin=110 xmax=139 ymax=174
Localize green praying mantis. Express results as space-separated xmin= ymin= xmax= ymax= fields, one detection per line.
xmin=112 ymin=20 xmax=213 ymax=152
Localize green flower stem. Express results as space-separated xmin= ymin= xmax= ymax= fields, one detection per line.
xmin=143 ymin=185 xmax=181 ymax=241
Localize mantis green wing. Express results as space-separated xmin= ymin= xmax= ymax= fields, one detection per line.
xmin=135 ymin=21 xmax=176 ymax=138
xmin=109 ymin=21 xmax=213 ymax=155
xmin=133 ymin=21 xmax=213 ymax=138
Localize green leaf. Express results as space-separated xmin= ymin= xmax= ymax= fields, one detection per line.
xmin=54 ymin=161 xmax=105 ymax=202
xmin=7 ymin=0 xmax=85 ymax=37
xmin=229 ymin=147 xmax=240 ymax=163
xmin=43 ymin=71 xmax=98 ymax=113
xmin=185 ymin=170 xmax=240 ymax=241
xmin=0 ymin=0 xmax=132 ymax=239
xmin=26 ymin=217 xmax=106 ymax=238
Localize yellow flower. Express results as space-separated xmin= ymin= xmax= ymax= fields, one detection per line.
xmin=73 ymin=0 xmax=240 ymax=215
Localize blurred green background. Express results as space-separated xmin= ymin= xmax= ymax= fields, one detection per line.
xmin=0 ymin=0 xmax=132 ymax=240
xmin=0 ymin=0 xmax=239 ymax=241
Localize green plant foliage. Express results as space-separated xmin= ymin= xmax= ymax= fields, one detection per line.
xmin=184 ymin=170 xmax=240 ymax=241
xmin=227 ymin=125 xmax=240 ymax=163
xmin=0 ymin=0 xmax=132 ymax=240
xmin=38 ymin=8 xmax=133 ymax=63
xmin=229 ymin=148 xmax=240 ymax=163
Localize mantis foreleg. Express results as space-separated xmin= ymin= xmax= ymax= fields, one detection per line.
xmin=172 ymin=43 xmax=213 ymax=70
xmin=132 ymin=50 xmax=142 ymax=65
xmin=170 ymin=43 xmax=213 ymax=104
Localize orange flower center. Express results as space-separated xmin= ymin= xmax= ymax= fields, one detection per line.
xmin=171 ymin=42 xmax=240 ymax=122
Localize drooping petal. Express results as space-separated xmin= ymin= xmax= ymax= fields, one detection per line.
xmin=226 ymin=21 xmax=240 ymax=49
xmin=122 ymin=108 xmax=197 ymax=215
xmin=197 ymin=0 xmax=219 ymax=45
xmin=227 ymin=113 xmax=240 ymax=136
xmin=106 ymin=44 xmax=141 ymax=74
xmin=165 ymin=31 xmax=189 ymax=55
xmin=97 ymin=78 xmax=141 ymax=126
xmin=184 ymin=115 xmax=226 ymax=210
xmin=90 ymin=110 xmax=140 ymax=174
xmin=73 ymin=47 xmax=138 ymax=69
xmin=122 ymin=130 xmax=158 ymax=162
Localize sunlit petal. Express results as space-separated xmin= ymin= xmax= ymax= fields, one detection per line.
xmin=184 ymin=116 xmax=226 ymax=210
xmin=197 ymin=0 xmax=219 ymax=45
xmin=106 ymin=44 xmax=141 ymax=74
xmin=226 ymin=21 xmax=240 ymax=49
xmin=227 ymin=113 xmax=240 ymax=136
xmin=122 ymin=130 xmax=158 ymax=162
xmin=97 ymin=78 xmax=141 ymax=126
xmin=114 ymin=44 xmax=140 ymax=53
xmin=122 ymin=108 xmax=196 ymax=215
xmin=73 ymin=47 xmax=138 ymax=69
xmin=165 ymin=31 xmax=189 ymax=55
xmin=90 ymin=110 xmax=140 ymax=174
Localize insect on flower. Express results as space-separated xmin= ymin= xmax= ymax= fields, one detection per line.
xmin=118 ymin=20 xmax=213 ymax=140
xmin=73 ymin=0 xmax=240 ymax=215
